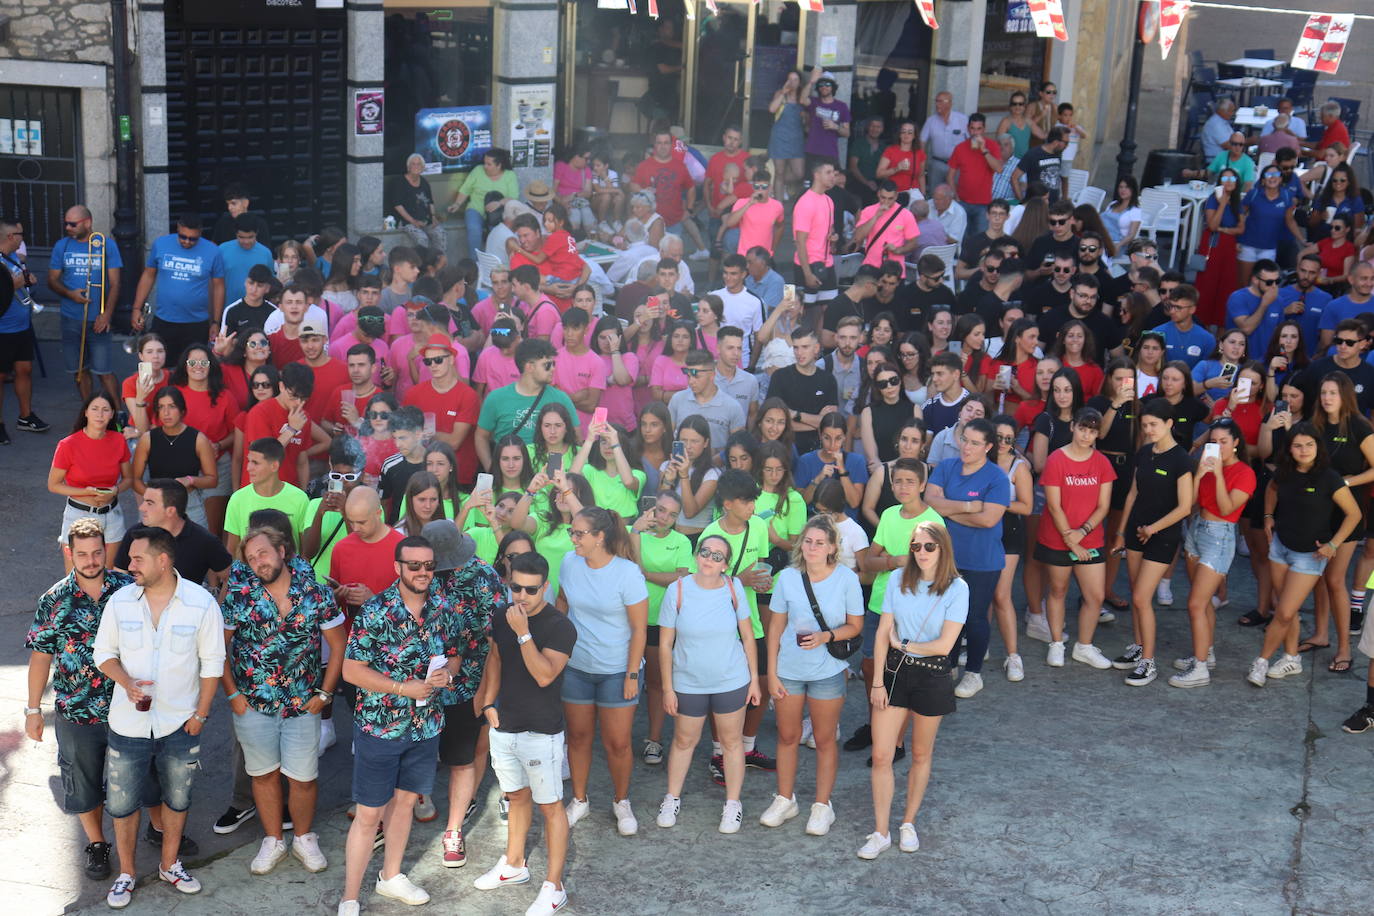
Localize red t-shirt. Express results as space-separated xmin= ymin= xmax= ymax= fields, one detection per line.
xmin=176 ymin=385 xmax=239 ymax=453
xmin=242 ymin=397 xmax=309 ymax=486
xmin=121 ymin=369 xmax=171 ymax=428
xmin=1063 ymin=360 xmax=1104 ymax=400
xmin=948 ymin=137 xmax=1002 ymax=206
xmin=268 ymin=330 xmax=305 ymax=368
xmin=1209 ymin=398 xmax=1262 ymax=445
xmin=706 ymin=149 xmax=751 ymax=208
xmin=53 ymin=430 xmax=130 ymax=490
xmin=402 ymin=379 xmax=481 ymax=484
xmin=220 ymin=364 xmax=251 ymax=411
xmin=325 ymin=384 xmax=380 ymax=432
xmin=540 ymin=229 xmax=584 ymax=283
xmin=1038 ymin=448 xmax=1116 ymax=550
xmin=1014 ymin=398 xmax=1045 ymax=430
xmin=632 ymin=156 xmax=694 ymax=226
xmin=299 ymin=358 xmax=350 ymax=427
xmin=1317 ymin=237 xmax=1355 ymax=281
xmin=329 ymin=528 xmax=405 ymax=600
xmin=880 ymin=145 xmax=926 ymax=193
xmin=1197 ymin=459 xmax=1257 ymax=523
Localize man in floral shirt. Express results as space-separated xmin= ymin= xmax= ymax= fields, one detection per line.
xmin=222 ymin=523 xmax=345 ymax=877
xmin=421 ymin=519 xmax=508 ymax=868
xmin=25 ymin=519 xmax=133 ymax=881
xmin=339 ymin=534 xmax=461 ymax=914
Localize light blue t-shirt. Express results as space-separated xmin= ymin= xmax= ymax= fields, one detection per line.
xmin=656 ymin=575 xmax=751 ymax=695
xmin=1150 ymin=321 xmax=1217 ymax=370
xmin=51 ymin=235 xmax=124 ymax=321
xmin=1191 ymin=359 xmax=1236 ymax=401
xmin=218 ymin=240 xmax=273 ymax=302
xmin=559 ymin=554 xmax=649 ymax=674
xmin=770 ymin=565 xmax=863 ymax=683
xmin=881 ymin=576 xmax=970 ymax=644
xmin=146 ymin=234 xmax=224 ymax=323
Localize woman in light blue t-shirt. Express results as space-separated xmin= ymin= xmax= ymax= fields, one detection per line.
xmin=654 ymin=534 xmax=759 ymax=836
xmin=861 ymin=520 xmax=967 ymax=861
xmin=556 ymin=507 xmax=649 ymax=837
xmin=762 ymin=515 xmax=864 ymax=838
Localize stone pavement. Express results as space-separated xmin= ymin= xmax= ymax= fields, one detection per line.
xmin=2 ymin=354 xmax=1373 ymax=916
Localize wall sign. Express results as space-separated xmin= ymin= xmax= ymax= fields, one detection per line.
xmin=509 ymin=85 xmax=555 ymax=169
xmin=414 ymin=106 xmax=493 ymax=173
xmin=354 ymin=90 xmax=384 ymax=137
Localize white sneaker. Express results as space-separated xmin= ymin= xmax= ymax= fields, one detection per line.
xmin=1172 ymin=648 xmax=1216 ymax=671
xmin=473 ymin=855 xmax=531 ymax=890
xmin=337 ymin=901 xmax=360 ymax=916
xmin=688 ymin=248 xmax=710 ymax=261
xmin=898 ymin=822 xmax=920 ymax=852
xmin=158 ymin=861 xmax=201 ymax=894
xmin=107 ymin=874 xmax=135 ymax=909
xmin=1071 ymin=642 xmax=1112 ymax=670
xmin=718 ymin=799 xmax=743 ymax=834
xmin=613 ymin=798 xmax=638 ymax=836
xmin=375 ymin=871 xmax=429 ymax=905
xmin=565 ymin=797 xmax=590 ymax=828
xmin=1026 ymin=611 xmax=1053 ymax=643
xmin=292 ymin=832 xmax=327 ymax=872
xmin=1156 ymin=580 xmax=1174 ymax=606
xmin=1268 ymin=653 xmax=1303 ymax=680
xmin=1047 ymin=641 xmax=1066 ymax=667
xmin=805 ymin=801 xmax=835 ymax=836
xmin=1004 ymin=653 xmax=1025 ymax=682
xmin=1167 ymin=658 xmax=1211 ymax=688
xmin=857 ymin=831 xmax=892 ymax=860
xmin=656 ymin=794 xmax=680 ymax=828
xmin=953 ymin=671 xmax=984 ymax=698
xmin=1098 ymin=607 xmax=1116 ymax=624
xmin=526 ymin=880 xmax=568 ymax=916
xmin=759 ymin=794 xmax=799 ymax=827
xmin=1247 ymin=657 xmax=1270 ymax=688
xmin=413 ymin=794 xmax=437 ymax=822
xmin=318 ymin=717 xmax=337 ymax=756
xmin=801 ymin=717 xmax=815 ymax=748
xmin=1212 ymin=594 xmax=1228 ymax=609
xmin=250 ymin=836 xmax=289 ymax=875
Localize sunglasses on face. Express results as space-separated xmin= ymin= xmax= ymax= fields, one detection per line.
xmin=997 ymin=434 xmax=1015 ymax=443
xmin=1260 ymin=277 xmax=1279 ymax=286
xmin=402 ymin=561 xmax=436 ymax=572
xmin=64 ymin=220 xmax=84 ymax=227
xmin=876 ymin=376 xmax=902 ymax=388
xmin=697 ymin=547 xmax=728 ymax=563
xmin=1049 ymin=218 xmax=1069 ymax=226
xmin=909 ymin=541 xmax=939 ymax=553
xmin=186 ymin=359 xmax=210 ymax=368
xmin=366 ymin=410 xmax=391 ymax=419
xmin=752 ymin=182 xmax=770 ymax=190
xmin=177 ymin=233 xmax=199 ymax=242
xmin=247 ymin=339 xmax=270 ymax=348
xmin=422 ymin=355 xmax=449 ymax=366
xmin=1263 ymin=172 xmax=1281 ymax=180
xmin=510 ymin=582 xmax=543 ymax=595
xmin=682 ymin=367 xmax=705 ymax=377
xmin=1229 ymin=141 xmax=1246 ymax=147
xmin=1336 ymin=337 xmax=1361 ymax=347
xmin=1220 ymin=176 xmax=1238 ymax=183
xmin=921 ymin=272 xmax=944 ymax=282
xmin=1053 ymin=266 xmax=1075 ymax=274
xmin=1140 ymin=253 xmax=1158 ymax=260
xmin=538 ymin=360 xmax=554 ymax=370
xmin=1079 ymin=246 xmax=1100 ymax=254
xmin=328 ymin=471 xmax=361 ymax=482
xmin=251 ymin=381 xmax=274 ymax=390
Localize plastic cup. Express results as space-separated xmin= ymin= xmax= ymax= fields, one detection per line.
xmin=795 ymin=630 xmax=814 ymax=647
xmin=423 ymin=412 xmax=437 ymax=439
xmin=135 ymin=680 xmax=154 ymax=712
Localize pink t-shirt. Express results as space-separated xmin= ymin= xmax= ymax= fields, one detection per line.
xmin=599 ymin=351 xmax=641 ymax=430
xmin=791 ymin=190 xmax=835 ymax=267
xmin=473 ymin=346 xmax=519 ymax=391
xmin=732 ymin=197 xmax=784 ymax=256
xmin=554 ymin=347 xmax=609 ymax=428
xmin=330 ymin=309 xmax=359 ymax=343
xmin=554 ymin=161 xmax=591 ymax=197
xmin=328 ymin=336 xmax=387 ymax=386
xmin=857 ymin=204 xmax=920 ymax=275
xmin=389 ymin=333 xmax=472 ymax=399
xmin=650 ymin=356 xmax=690 ymax=395
xmin=521 ymin=298 xmax=564 ymax=340
xmin=471 ymin=296 xmax=516 ymax=333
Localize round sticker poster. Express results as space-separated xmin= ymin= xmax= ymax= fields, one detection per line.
xmin=437 ymin=119 xmax=471 ymax=159
xmin=414 ymin=106 xmax=493 ymax=173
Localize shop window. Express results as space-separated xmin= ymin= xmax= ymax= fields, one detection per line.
xmin=851 ymin=0 xmax=933 ymax=139
xmin=980 ymin=0 xmax=1050 ymax=111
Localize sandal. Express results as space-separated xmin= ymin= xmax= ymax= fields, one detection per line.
xmin=1296 ymin=638 xmax=1330 ymax=654
xmin=1104 ymin=595 xmax=1129 ymax=611
xmin=1328 ymin=657 xmax=1353 ymax=673
xmin=1237 ymin=610 xmax=1272 ymax=628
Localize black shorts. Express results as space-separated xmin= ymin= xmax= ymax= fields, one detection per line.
xmin=1126 ymin=521 xmax=1182 ymax=565
xmin=755 ymin=634 xmax=769 ymax=677
xmin=0 ymin=329 xmax=34 ymax=373
xmin=793 ymin=262 xmax=838 ymax=302
xmin=881 ymin=648 xmax=955 ymax=717
xmin=439 ymin=701 xmax=486 ymax=767
xmin=1243 ymin=461 xmax=1271 ymax=527
xmin=1103 ymin=454 xmax=1133 ymax=510
xmin=1002 ymin=515 xmax=1025 ymax=556
xmin=1033 ymin=542 xmax=1106 ymax=567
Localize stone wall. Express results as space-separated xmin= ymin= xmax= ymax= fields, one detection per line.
xmin=2 ymin=2 xmax=116 ymax=66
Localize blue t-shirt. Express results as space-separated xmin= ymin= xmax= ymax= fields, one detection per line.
xmin=770 ymin=565 xmax=863 ymax=683
xmin=881 ymin=576 xmax=970 ymax=644
xmin=218 ymin=240 xmax=273 ymax=303
xmin=928 ymin=457 xmax=1011 ymax=572
xmin=1318 ymin=293 xmax=1373 ymax=334
xmin=656 ymin=575 xmax=751 ymax=694
xmin=1151 ymin=321 xmax=1216 ymax=369
xmin=795 ymin=449 xmax=870 ymax=521
xmin=558 ymin=554 xmax=649 ymax=675
xmin=1191 ymin=359 xmax=1237 ymax=400
xmin=146 ymin=234 xmax=225 ymax=323
xmin=1278 ymin=285 xmax=1331 ymax=352
xmin=51 ymin=235 xmax=125 ymax=321
xmin=0 ymin=251 xmax=31 ymax=333
xmin=1239 ymin=186 xmax=1295 ymax=250
xmin=1224 ymin=289 xmax=1284 ymax=355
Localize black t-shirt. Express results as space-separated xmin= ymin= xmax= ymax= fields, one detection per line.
xmin=1319 ymin=415 xmax=1374 ymax=477
xmin=1166 ymin=396 xmax=1211 ymax=449
xmin=1310 ymin=356 xmax=1374 ymax=415
xmin=862 ymin=285 xmax=920 ymax=327
xmin=958 ymin=231 xmax=1007 ymax=268
xmin=1103 ymin=272 xmax=1133 ymax=306
xmin=1127 ymin=443 xmax=1193 ymax=530
xmin=491 ymin=603 xmax=578 ymax=735
xmin=827 ymin=185 xmax=862 ymax=221
xmin=114 ymin=520 xmax=232 ymax=586
xmin=1274 ymin=467 xmax=1347 ymax=553
xmin=380 ymin=456 xmax=425 ymax=524
xmin=1087 ymin=395 xmax=1137 ymax=454
xmin=1018 ymin=148 xmax=1064 ymax=200
xmin=768 ymin=365 xmax=839 ymax=454
xmin=1032 ymin=411 xmax=1074 ymax=454
xmin=821 ymin=293 xmax=865 ymax=333
xmin=222 ymin=298 xmax=277 ymax=337
xmin=1037 ymin=305 xmax=1120 ymax=354
xmin=1023 ymin=278 xmax=1071 ymax=315
xmin=387 ymin=176 xmax=435 ymax=225
xmin=1028 ymin=232 xmax=1079 ymax=271
xmin=955 ymin=284 xmax=1007 ymax=329
xmin=894 ymin=284 xmax=955 ymax=334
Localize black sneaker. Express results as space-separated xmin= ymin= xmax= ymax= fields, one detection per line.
xmin=465 ymin=799 xmax=477 ymax=823
xmin=1112 ymin=643 xmax=1143 ymax=670
xmin=213 ymin=804 xmax=257 ymax=835
xmin=16 ymin=413 xmax=50 ymax=433
xmin=143 ymin=822 xmax=199 ymax=857
xmin=843 ymin=723 xmax=872 ymax=752
xmin=373 ymin=825 xmax=386 ymax=850
xmin=708 ymin=755 xmax=725 ymax=787
xmin=84 ymin=841 xmax=112 ymax=880
xmin=1351 ymin=608 xmax=1366 ymax=636
xmin=1341 ymin=704 xmax=1374 ymax=734
xmin=744 ymin=748 xmax=777 ymax=771
xmin=0 ymin=423 xmax=9 ymax=445
xmin=866 ymin=745 xmax=906 ymax=768
xmin=1125 ymin=658 xmax=1158 ymax=687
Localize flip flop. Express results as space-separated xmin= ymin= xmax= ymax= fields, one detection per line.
xmin=1296 ymin=638 xmax=1330 ymax=654
xmin=1104 ymin=595 xmax=1129 ymax=611
xmin=1237 ymin=610 xmax=1272 ymax=628
xmin=1328 ymin=657 xmax=1353 ymax=673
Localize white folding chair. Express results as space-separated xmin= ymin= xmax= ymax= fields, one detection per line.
xmin=1074 ymin=186 xmax=1107 ymax=210
xmin=1257 ymin=151 xmax=1276 ymax=174
xmin=834 ymin=252 xmax=863 ymax=283
xmin=1138 ymin=190 xmax=1182 ymax=269
xmin=916 ymin=243 xmax=959 ymax=288
xmin=474 ymin=250 xmax=502 ymax=292
xmin=1066 ymin=168 xmax=1090 ymax=201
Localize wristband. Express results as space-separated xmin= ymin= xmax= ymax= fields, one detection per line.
xmin=482 ymin=703 xmax=497 ymax=713
xmin=192 ymin=713 xmax=209 ymax=724
xmin=226 ymin=691 xmax=241 ymax=701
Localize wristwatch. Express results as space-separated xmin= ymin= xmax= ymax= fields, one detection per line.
xmin=24 ymin=706 xmax=41 ymax=716
xmin=626 ymin=671 xmax=639 ymax=681
xmin=314 ymin=689 xmax=333 ymax=703
xmin=517 ymin=633 xmax=533 ymax=645
xmin=192 ymin=713 xmax=209 ymax=724
xmin=792 ymin=409 xmax=801 ymax=421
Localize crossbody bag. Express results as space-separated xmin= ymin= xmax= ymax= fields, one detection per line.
xmin=800 ymin=571 xmax=862 ymax=660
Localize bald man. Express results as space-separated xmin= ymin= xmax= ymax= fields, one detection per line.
xmin=328 ymin=487 xmax=404 ymax=612
xmin=49 ymin=204 xmax=124 ymax=400
xmin=1190 ymin=130 xmax=1256 ymax=190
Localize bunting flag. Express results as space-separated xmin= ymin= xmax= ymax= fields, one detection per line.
xmin=803 ymin=0 xmax=825 ymax=11
xmin=1158 ymin=0 xmax=1190 ymax=60
xmin=1027 ymin=0 xmax=1068 ymax=42
xmin=914 ymin=0 xmax=938 ymax=30
xmin=1291 ymin=13 xmax=1354 ymax=74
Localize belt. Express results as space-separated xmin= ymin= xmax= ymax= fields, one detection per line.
xmin=68 ymin=498 xmax=113 ymax=515
xmin=931 ymin=156 xmax=950 ymax=163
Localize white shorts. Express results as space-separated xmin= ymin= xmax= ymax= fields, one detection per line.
xmin=488 ymin=728 xmax=565 ymax=805
xmin=59 ymin=500 xmax=128 ymax=545
xmin=1359 ymin=619 xmax=1374 ymax=659
xmin=1237 ymin=244 xmax=1277 ymax=263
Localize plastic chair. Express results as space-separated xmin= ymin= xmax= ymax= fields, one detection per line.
xmin=1066 ymin=169 xmax=1090 ymax=201
xmin=607 ymin=80 xmax=646 ymax=135
xmin=1331 ymin=97 xmax=1361 ymax=135
xmin=1139 ymin=189 xmax=1182 ymax=269
xmin=834 ymin=252 xmax=863 ymax=283
xmin=1074 ymin=186 xmax=1106 ymax=210
xmin=1257 ymin=152 xmax=1276 ymax=174
xmin=475 ymin=249 xmax=502 ymax=292
xmin=915 ymin=244 xmax=958 ymax=287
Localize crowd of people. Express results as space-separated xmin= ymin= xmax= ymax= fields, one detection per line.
xmin=14 ymin=84 xmax=1374 ymax=916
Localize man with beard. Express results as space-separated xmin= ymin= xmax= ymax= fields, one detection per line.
xmin=48 ymin=204 xmax=123 ymax=400
xmin=221 ymin=523 xmax=346 ymax=876
xmin=1277 ymin=253 xmax=1331 ymax=351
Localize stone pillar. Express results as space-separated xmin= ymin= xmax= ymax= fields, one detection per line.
xmin=802 ymin=0 xmax=858 ymax=163
xmin=492 ymin=0 xmax=560 ymax=190
xmin=930 ymin=0 xmax=986 ymax=115
xmin=346 ymin=0 xmax=385 ymax=238
xmin=137 ymin=1 xmax=169 ymax=250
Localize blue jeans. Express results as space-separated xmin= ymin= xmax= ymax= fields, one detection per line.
xmin=464 ymin=208 xmax=486 ymax=260
xmin=948 ymin=568 xmax=999 ymax=674
xmin=105 ymin=726 xmax=201 ymax=819
xmin=960 ymin=201 xmax=989 ymax=237
xmin=60 ymin=316 xmax=113 ymax=375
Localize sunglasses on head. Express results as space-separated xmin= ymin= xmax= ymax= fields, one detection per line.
xmin=422 ymin=355 xmax=449 ymax=366
xmin=510 ymin=582 xmax=543 ymax=595
xmin=697 ymin=547 xmax=728 ymax=563
xmin=909 ymin=541 xmax=939 ymax=553
xmin=402 ymin=560 xmax=436 ymax=572
xmin=328 ymin=471 xmax=361 ymax=482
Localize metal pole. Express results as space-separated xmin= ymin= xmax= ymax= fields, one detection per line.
xmin=1115 ymin=31 xmax=1147 ymax=182
xmin=109 ymin=0 xmax=140 ymax=312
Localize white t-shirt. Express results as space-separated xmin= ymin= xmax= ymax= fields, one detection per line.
xmin=264 ymin=304 xmax=328 ymax=335
xmin=712 ymin=286 xmax=766 ymax=365
xmin=835 ymin=515 xmax=871 ymax=573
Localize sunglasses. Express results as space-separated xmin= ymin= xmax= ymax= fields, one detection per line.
xmin=997 ymin=434 xmax=1016 ymax=443
xmin=921 ymin=272 xmax=944 ymax=282
xmin=1229 ymin=141 xmax=1246 ymax=147
xmin=1260 ymin=277 xmax=1279 ymax=286
xmin=1010 ymin=102 xmax=1026 ymax=107
xmin=1053 ymin=266 xmax=1075 ymax=274
xmin=909 ymin=541 xmax=940 ymax=553
xmin=876 ymin=376 xmax=902 ymax=388
xmin=247 ymin=339 xmax=270 ymax=348
xmin=328 ymin=471 xmax=361 ymax=482
xmin=365 ymin=410 xmax=391 ymax=419
xmin=1139 ymin=253 xmax=1158 ymax=260
xmin=1079 ymin=246 xmax=1100 ymax=254
xmin=402 ymin=561 xmax=436 ymax=572
xmin=186 ymin=359 xmax=211 ymax=368
xmin=64 ymin=220 xmax=85 ymax=227
xmin=1263 ymin=172 xmax=1281 ymax=180
xmin=251 ymin=381 xmax=274 ymax=390
xmin=510 ymin=583 xmax=543 ymax=595
xmin=422 ymin=355 xmax=449 ymax=366
xmin=177 ymin=233 xmax=200 ymax=242
xmin=538 ymin=360 xmax=555 ymax=370
xmin=682 ymin=367 xmax=705 ymax=377
xmin=1220 ymin=176 xmax=1238 ymax=183
xmin=1049 ymin=218 xmax=1069 ymax=226
xmin=697 ymin=547 xmax=728 ymax=563
xmin=1336 ymin=337 xmax=1361 ymax=347
xmin=752 ymin=182 xmax=770 ymax=190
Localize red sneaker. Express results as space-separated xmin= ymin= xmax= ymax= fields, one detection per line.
xmin=442 ymin=829 xmax=466 ymax=868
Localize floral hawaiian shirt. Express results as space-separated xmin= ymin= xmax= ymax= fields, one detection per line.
xmin=26 ymin=570 xmax=134 ymax=724
xmin=432 ymin=558 xmax=507 ymax=704
xmin=222 ymin=556 xmax=344 ymax=718
xmin=346 ymin=581 xmax=457 ymax=741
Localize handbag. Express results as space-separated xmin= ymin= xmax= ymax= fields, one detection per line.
xmin=801 ymin=571 xmax=862 ymax=660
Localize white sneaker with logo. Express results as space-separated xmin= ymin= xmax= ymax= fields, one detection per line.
xmin=473 ymin=855 xmax=531 ymax=891
xmin=565 ymin=797 xmax=590 ymax=829
xmin=759 ymin=794 xmax=799 ymax=827
xmin=526 ymin=881 xmax=568 ymax=916
xmin=718 ymin=799 xmax=743 ymax=834
xmin=656 ymin=794 xmax=680 ymax=828
xmin=1004 ymin=653 xmax=1025 ymax=682
xmin=250 ymin=836 xmax=288 ymax=875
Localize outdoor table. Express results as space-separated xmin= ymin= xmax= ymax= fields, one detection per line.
xmin=1149 ymin=182 xmax=1217 ymax=262
xmin=1225 ymin=57 xmax=1285 ymax=73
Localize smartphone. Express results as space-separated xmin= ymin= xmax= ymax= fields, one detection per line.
xmin=1221 ymin=363 xmax=1238 ymax=381
xmin=1203 ymin=442 xmax=1221 ymax=463
xmin=1273 ymin=400 xmax=1289 ymax=415
xmin=138 ymin=361 xmax=154 ymax=387
xmin=546 ymin=452 xmax=562 ymax=476
xmin=591 ymin=406 xmax=609 ymax=429
xmin=638 ymin=495 xmax=658 ymax=514
xmin=1121 ymin=376 xmax=1135 ymax=396
xmin=671 ymin=440 xmax=686 ymax=462
xmin=1235 ymin=376 xmax=1253 ymax=401
xmin=475 ymin=472 xmax=494 ymax=494
xmin=783 ymin=283 xmax=796 ymax=301
xmin=328 ymin=478 xmax=344 ymax=494
xmin=996 ymin=364 xmax=1013 ymax=389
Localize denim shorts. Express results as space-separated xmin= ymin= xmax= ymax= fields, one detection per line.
xmin=59 ymin=500 xmax=127 ymax=546
xmin=561 ymin=666 xmax=639 ymax=708
xmin=232 ymin=707 xmax=321 ymax=782
xmin=60 ymin=316 xmax=113 ymax=375
xmin=55 ymin=716 xmax=108 ymax=815
xmin=1269 ymin=539 xmax=1329 ymax=576
xmin=861 ymin=611 xmax=882 ymax=660
xmin=1184 ymin=518 xmax=1237 ymax=575
xmin=105 ymin=725 xmax=201 ymax=819
xmin=777 ymin=670 xmax=847 ymax=701
xmin=1237 ymin=244 xmax=1277 ymax=263
xmin=489 ymin=729 xmax=565 ymax=805
xmin=351 ymin=731 xmax=440 ymax=809
xmin=675 ymin=682 xmax=750 ymax=717
xmin=203 ymin=451 xmax=233 ymax=500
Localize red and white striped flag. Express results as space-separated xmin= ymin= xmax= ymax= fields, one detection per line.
xmin=1158 ymin=0 xmax=1190 ymax=60
xmin=1291 ymin=13 xmax=1354 ymax=74
xmin=803 ymin=0 xmax=825 ymax=11
xmin=1027 ymin=0 xmax=1068 ymax=42
xmin=914 ymin=0 xmax=938 ymax=30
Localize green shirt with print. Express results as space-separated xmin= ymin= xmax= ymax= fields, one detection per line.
xmin=638 ymin=528 xmax=694 ymax=625
xmin=867 ymin=504 xmax=944 ymax=613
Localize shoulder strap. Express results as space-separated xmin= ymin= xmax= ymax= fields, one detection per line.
xmin=801 ymin=571 xmax=831 ymax=633
xmin=864 ymin=205 xmax=905 ymax=257
xmin=512 ymin=385 xmax=549 ymax=438
xmin=725 ymin=577 xmax=738 ymax=611
xmin=675 ymin=576 xmax=683 ymax=611
xmin=730 ymin=522 xmax=752 ymax=577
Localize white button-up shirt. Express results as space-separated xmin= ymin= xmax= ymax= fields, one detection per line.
xmin=920 ymin=111 xmax=970 ymax=162
xmin=93 ymin=573 xmax=225 ymax=739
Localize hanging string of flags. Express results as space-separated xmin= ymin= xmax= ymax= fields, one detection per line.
xmin=915 ymin=0 xmax=939 ymax=31
xmin=1291 ymin=13 xmax=1353 ymax=73
xmin=1158 ymin=0 xmax=1191 ymax=60
xmin=1027 ymin=0 xmax=1069 ymax=42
